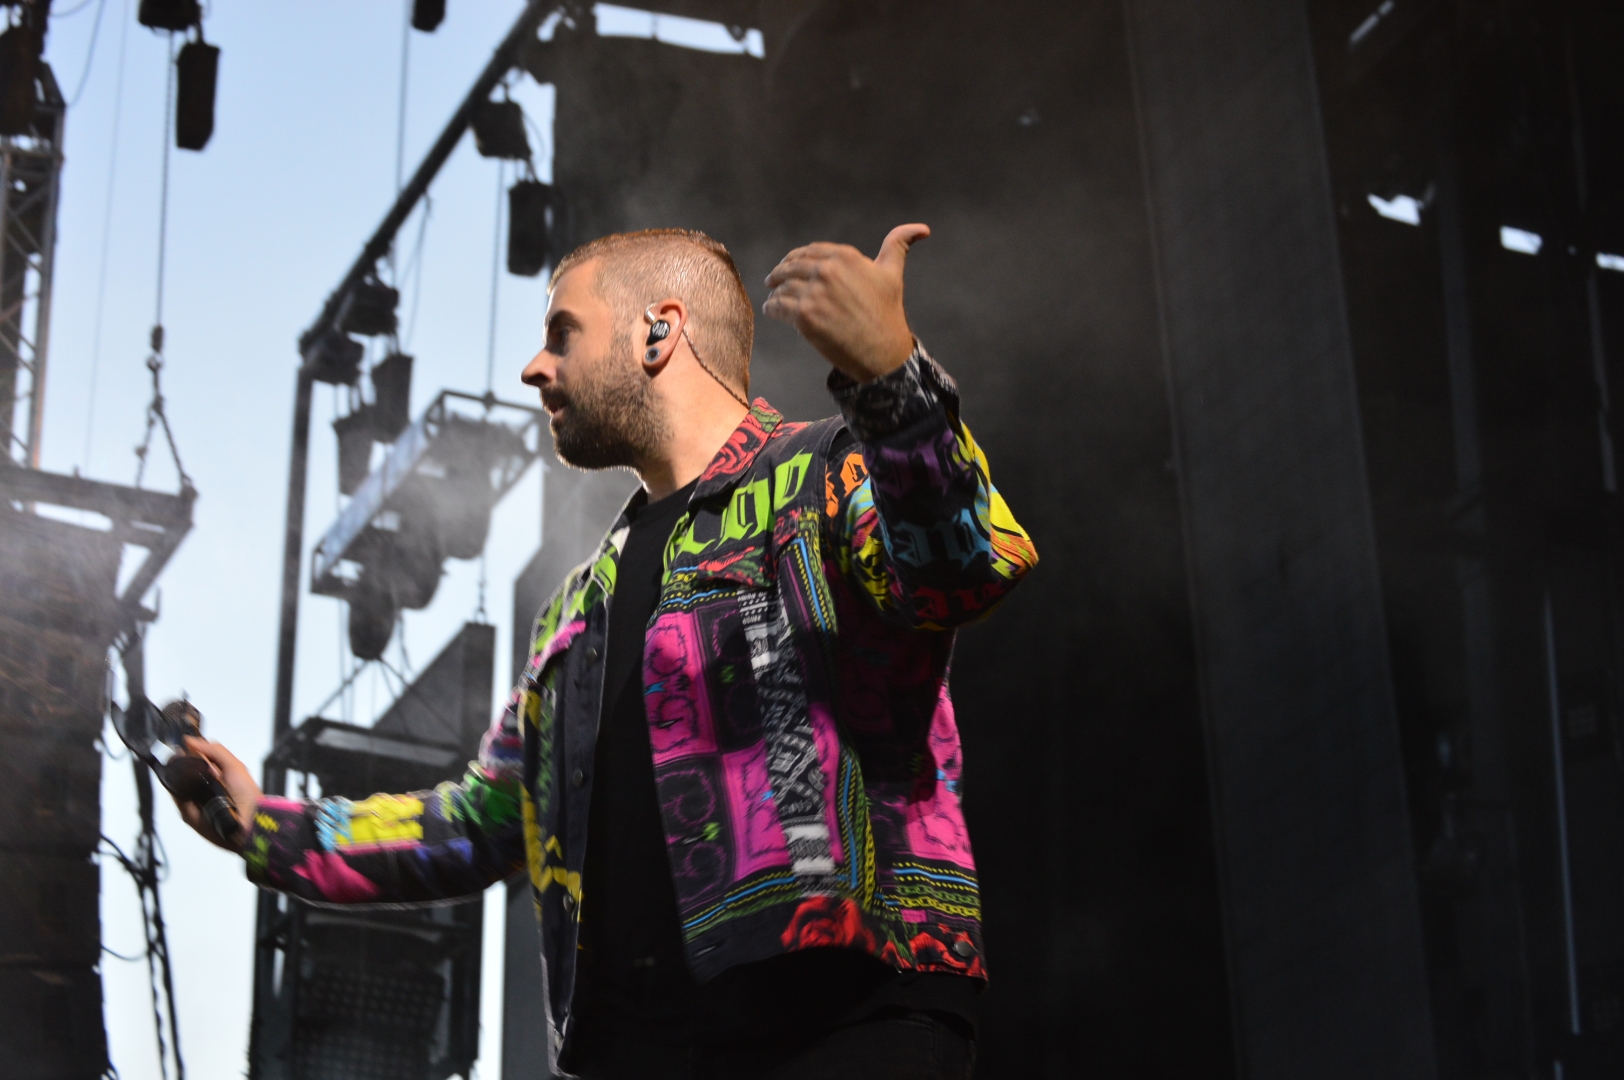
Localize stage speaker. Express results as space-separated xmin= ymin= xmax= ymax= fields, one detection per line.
xmin=252 ymin=624 xmax=495 ymax=1080
xmin=175 ymin=40 xmax=219 ymax=151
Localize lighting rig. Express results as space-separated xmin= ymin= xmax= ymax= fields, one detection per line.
xmin=314 ymin=388 xmax=544 ymax=661
xmin=250 ymin=4 xmax=562 ymax=1077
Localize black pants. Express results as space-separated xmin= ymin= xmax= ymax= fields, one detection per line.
xmin=571 ymin=1010 xmax=976 ymax=1080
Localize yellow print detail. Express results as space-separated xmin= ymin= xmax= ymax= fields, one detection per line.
xmin=986 ymin=489 xmax=1037 ymax=576
xmin=337 ymin=794 xmax=424 ymax=848
xmin=524 ymin=791 xmax=546 ymax=893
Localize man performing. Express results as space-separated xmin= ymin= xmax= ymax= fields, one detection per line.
xmin=179 ymin=224 xmax=1037 ymax=1079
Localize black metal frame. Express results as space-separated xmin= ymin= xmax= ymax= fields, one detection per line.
xmin=252 ymin=718 xmax=487 ymax=1080
xmin=255 ymin=8 xmax=557 ymax=1076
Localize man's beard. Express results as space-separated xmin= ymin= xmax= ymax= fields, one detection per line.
xmin=548 ymin=327 xmax=669 ymax=470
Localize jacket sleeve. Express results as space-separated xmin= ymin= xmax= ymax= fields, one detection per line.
xmin=823 ymin=343 xmax=1037 ymax=630
xmin=242 ymin=688 xmax=528 ymax=906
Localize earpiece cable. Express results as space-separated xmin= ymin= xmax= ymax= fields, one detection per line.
xmin=646 ymin=303 xmax=751 ymax=411
xmin=681 ymin=325 xmax=752 ymax=410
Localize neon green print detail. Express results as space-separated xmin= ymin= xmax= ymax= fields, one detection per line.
xmin=773 ymin=451 xmax=813 ymax=511
xmin=665 ymin=513 xmax=714 ymax=568
xmin=530 ymin=593 xmax=566 ymax=655
xmin=720 ymin=477 xmax=772 ymax=542
xmin=716 ymin=451 xmax=813 ymax=543
xmin=435 ymin=772 xmax=521 ymax=830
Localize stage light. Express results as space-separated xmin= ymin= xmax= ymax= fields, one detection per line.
xmin=412 ymin=0 xmax=446 ymax=33
xmin=137 ymin=0 xmax=200 ymax=31
xmin=1501 ymin=226 xmax=1543 ymax=255
xmin=471 ymin=98 xmax=530 ymax=160
xmin=311 ymin=392 xmax=542 ymax=661
xmin=175 ymin=40 xmax=218 ymax=151
xmin=305 ymin=330 xmax=364 ymax=386
xmin=507 ymin=180 xmax=555 ymax=276
xmin=332 ymin=354 xmax=414 ymax=495
xmin=339 ymin=275 xmax=400 ymax=338
xmin=1368 ymin=193 xmax=1422 ymax=226
xmin=430 ymin=416 xmax=525 ymax=559
xmin=346 ymin=601 xmax=393 ymax=661
xmin=332 ymin=411 xmax=374 ymax=497
xmin=370 ymin=352 xmax=414 ymax=439
xmin=345 ymin=519 xmax=444 ymax=659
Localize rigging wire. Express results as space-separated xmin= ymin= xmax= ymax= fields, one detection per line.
xmin=134 ymin=34 xmax=191 ymax=490
xmin=474 ymin=158 xmax=507 ymax=625
xmin=82 ymin=0 xmax=132 ymax=471
xmin=154 ymin=34 xmax=174 ymax=335
xmin=376 ymin=653 xmax=460 ymax=731
xmin=387 ymin=0 xmax=410 ymax=286
xmin=310 ymin=656 xmax=374 ymax=720
xmin=67 ymin=0 xmax=110 ymax=107
xmin=476 ymin=552 xmax=488 ymax=623
xmin=402 ymin=195 xmax=432 ymax=348
xmin=106 ymin=625 xmax=188 ymax=1080
xmin=396 ymin=614 xmax=415 ymax=680
xmin=395 ymin=0 xmax=411 ymax=197
xmin=485 ymin=161 xmax=504 ymax=393
xmin=102 ymin=830 xmax=180 ymax=1080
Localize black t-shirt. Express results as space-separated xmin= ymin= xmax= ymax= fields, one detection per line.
xmin=574 ymin=470 xmax=978 ymax=1052
xmin=578 ymin=479 xmax=698 ymax=1033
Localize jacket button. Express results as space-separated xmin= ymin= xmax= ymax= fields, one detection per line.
xmin=584 ymin=647 xmax=600 ymax=663
xmin=562 ymin=893 xmax=576 ymax=912
xmin=952 ymin=939 xmax=975 ymax=958
xmin=572 ymin=768 xmax=586 ymax=788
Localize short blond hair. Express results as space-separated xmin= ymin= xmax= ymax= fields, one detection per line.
xmin=551 ymin=229 xmax=753 ymax=393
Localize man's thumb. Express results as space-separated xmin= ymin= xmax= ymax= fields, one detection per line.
xmin=875 ymin=223 xmax=930 ymax=273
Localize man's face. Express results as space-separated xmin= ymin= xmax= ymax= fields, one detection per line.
xmin=522 ymin=262 xmax=669 ymax=470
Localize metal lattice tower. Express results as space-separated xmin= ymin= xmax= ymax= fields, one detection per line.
xmin=0 ymin=62 xmax=63 ymax=469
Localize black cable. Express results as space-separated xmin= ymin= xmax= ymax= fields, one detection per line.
xmin=485 ymin=159 xmax=504 ymax=394
xmin=99 ymin=744 xmax=189 ymax=1080
xmin=67 ymin=0 xmax=110 ymax=107
xmin=80 ymin=0 xmax=132 ymax=472
xmin=134 ymin=32 xmax=192 ymax=491
xmin=376 ymin=654 xmax=460 ymax=734
xmin=402 ymin=195 xmax=433 ymax=348
xmin=154 ymin=33 xmax=175 ymax=334
xmin=395 ymin=0 xmax=411 ymax=197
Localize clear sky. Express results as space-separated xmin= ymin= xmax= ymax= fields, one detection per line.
xmin=37 ymin=3 xmax=567 ymax=1076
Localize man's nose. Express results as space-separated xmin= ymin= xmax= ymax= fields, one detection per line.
xmin=521 ymin=349 xmax=556 ymax=388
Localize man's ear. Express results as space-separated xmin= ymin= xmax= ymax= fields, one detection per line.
xmin=641 ymin=298 xmax=687 ymax=374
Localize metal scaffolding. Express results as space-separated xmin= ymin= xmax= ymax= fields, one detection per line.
xmin=0 ymin=62 xmax=63 ymax=468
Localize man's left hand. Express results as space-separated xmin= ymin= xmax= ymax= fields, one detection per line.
xmin=764 ymin=223 xmax=929 ymax=383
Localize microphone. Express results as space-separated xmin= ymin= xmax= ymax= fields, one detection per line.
xmin=111 ymin=697 xmax=241 ymax=841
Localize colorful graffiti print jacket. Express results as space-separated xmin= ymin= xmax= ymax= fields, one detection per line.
xmin=244 ymin=345 xmax=1037 ymax=1062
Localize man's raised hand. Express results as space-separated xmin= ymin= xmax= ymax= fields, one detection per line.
xmin=763 ymin=223 xmax=929 ymax=384
xmin=174 ymin=737 xmax=263 ymax=853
